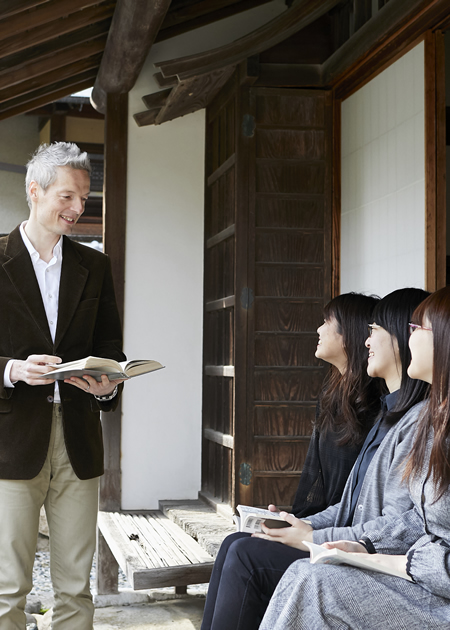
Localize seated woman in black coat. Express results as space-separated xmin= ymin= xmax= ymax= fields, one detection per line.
xmin=201 ymin=292 xmax=383 ymax=630
xmin=201 ymin=288 xmax=430 ymax=630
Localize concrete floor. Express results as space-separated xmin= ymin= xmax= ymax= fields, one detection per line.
xmin=32 ymin=598 xmax=205 ymax=629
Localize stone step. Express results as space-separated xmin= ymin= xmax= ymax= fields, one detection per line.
xmin=159 ymin=499 xmax=235 ymax=559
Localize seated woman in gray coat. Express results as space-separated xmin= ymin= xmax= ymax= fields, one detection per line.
xmin=201 ymin=288 xmax=429 ymax=630
xmin=260 ymin=286 xmax=450 ymax=630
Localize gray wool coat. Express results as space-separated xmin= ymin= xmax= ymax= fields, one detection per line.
xmin=309 ymin=400 xmax=425 ymax=544
xmin=260 ymin=426 xmax=450 ymax=630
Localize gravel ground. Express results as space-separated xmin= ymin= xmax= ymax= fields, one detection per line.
xmin=30 ymin=551 xmax=131 ymax=611
xmin=30 ymin=551 xmax=208 ymax=613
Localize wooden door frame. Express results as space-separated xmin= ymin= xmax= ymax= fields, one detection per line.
xmin=425 ymin=29 xmax=446 ymax=291
xmin=331 ymin=28 xmax=447 ymax=296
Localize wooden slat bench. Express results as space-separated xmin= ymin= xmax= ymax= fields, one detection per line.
xmin=97 ymin=510 xmax=214 ymax=591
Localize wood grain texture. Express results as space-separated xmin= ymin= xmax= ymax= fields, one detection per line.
xmin=98 ymin=511 xmax=214 ymax=590
xmin=254 ymin=404 xmax=316 ymax=437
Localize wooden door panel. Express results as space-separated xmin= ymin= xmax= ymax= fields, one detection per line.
xmin=253 ymin=476 xmax=301 ymax=507
xmin=245 ymin=88 xmax=332 ymax=508
xmin=255 ymin=231 xmax=324 ymax=263
xmin=255 ymin=266 xmax=324 ymax=297
xmin=256 ymin=162 xmax=325 ymax=194
xmin=255 ymin=92 xmax=326 ymax=126
xmin=254 ymin=299 xmax=324 ymax=331
xmin=254 ymin=406 xmax=316 ymax=437
xmin=255 ymin=198 xmax=325 ymax=229
xmin=256 ymin=129 xmax=326 ymax=159
xmin=255 ymin=334 xmax=320 ymax=366
xmin=254 ymin=369 xmax=325 ymax=402
xmin=202 ymin=83 xmax=332 ymax=511
xmin=253 ymin=441 xmax=311 ymax=471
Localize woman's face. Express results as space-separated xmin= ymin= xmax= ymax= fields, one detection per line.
xmin=315 ymin=316 xmax=346 ymax=373
xmin=407 ymin=318 xmax=433 ymax=384
xmin=365 ymin=323 xmax=401 ymax=393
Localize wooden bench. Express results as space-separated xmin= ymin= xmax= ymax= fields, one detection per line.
xmin=97 ymin=510 xmax=214 ymax=593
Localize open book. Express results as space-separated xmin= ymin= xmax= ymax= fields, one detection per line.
xmin=303 ymin=541 xmax=412 ymax=582
xmin=39 ymin=356 xmax=164 ymax=382
xmin=234 ymin=505 xmax=292 ymax=533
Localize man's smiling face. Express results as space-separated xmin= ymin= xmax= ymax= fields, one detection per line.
xmin=28 ymin=166 xmax=90 ymax=238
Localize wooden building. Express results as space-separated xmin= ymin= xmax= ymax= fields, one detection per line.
xmin=1 ymin=0 xmax=449 ymax=589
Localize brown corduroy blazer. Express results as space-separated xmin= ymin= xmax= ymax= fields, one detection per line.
xmin=0 ymin=226 xmax=125 ymax=480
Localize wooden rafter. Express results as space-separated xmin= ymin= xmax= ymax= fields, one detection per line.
xmin=0 ymin=1 xmax=115 ymax=60
xmin=0 ymin=55 xmax=102 ymax=105
xmin=0 ymin=77 xmax=96 ymax=121
xmin=134 ymin=65 xmax=236 ymax=127
xmin=156 ymin=0 xmax=274 ymax=42
xmin=0 ymin=70 xmax=97 ymax=119
xmin=0 ymin=0 xmax=49 ymax=19
xmin=155 ymin=0 xmax=341 ymax=80
xmin=0 ymin=37 xmax=107 ymax=92
xmin=0 ymin=0 xmax=106 ymax=41
xmin=0 ymin=22 xmax=111 ymax=76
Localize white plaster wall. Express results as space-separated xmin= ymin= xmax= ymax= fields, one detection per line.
xmin=340 ymin=42 xmax=425 ymax=296
xmin=121 ymin=1 xmax=287 ymax=509
xmin=0 ymin=114 xmax=39 ymax=232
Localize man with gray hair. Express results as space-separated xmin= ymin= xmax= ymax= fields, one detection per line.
xmin=0 ymin=142 xmax=126 ymax=628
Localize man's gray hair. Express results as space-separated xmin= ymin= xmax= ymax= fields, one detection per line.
xmin=25 ymin=142 xmax=91 ymax=209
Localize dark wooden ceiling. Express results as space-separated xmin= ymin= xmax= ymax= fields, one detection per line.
xmin=0 ymin=0 xmax=275 ymax=121
xmin=2 ymin=0 xmax=450 ymax=125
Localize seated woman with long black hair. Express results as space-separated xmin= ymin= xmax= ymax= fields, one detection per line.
xmin=201 ymin=288 xmax=429 ymax=630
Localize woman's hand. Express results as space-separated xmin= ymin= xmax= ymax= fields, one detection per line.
xmin=252 ymin=512 xmax=313 ymax=551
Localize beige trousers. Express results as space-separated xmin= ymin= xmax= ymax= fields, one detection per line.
xmin=0 ymin=404 xmax=99 ymax=630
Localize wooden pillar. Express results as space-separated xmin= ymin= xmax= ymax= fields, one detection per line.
xmin=424 ymin=30 xmax=446 ymax=291
xmin=97 ymin=92 xmax=128 ymax=595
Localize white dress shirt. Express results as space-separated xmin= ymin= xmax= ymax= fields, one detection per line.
xmin=4 ymin=222 xmax=63 ymax=402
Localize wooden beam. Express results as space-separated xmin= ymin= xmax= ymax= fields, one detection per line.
xmin=153 ymin=72 xmax=177 ymax=89
xmin=91 ymin=0 xmax=172 ymax=114
xmin=0 ymin=1 xmax=115 ymax=60
xmin=0 ymin=22 xmax=111 ymax=76
xmin=0 ymin=37 xmax=107 ymax=92
xmin=100 ymin=92 xmax=128 ymax=511
xmin=26 ymin=102 xmax=104 ymax=119
xmin=133 ymin=108 xmax=159 ymax=127
xmin=156 ymin=0 xmax=274 ymax=42
xmin=0 ymin=0 xmax=49 ymax=19
xmin=142 ymin=88 xmax=172 ymax=110
xmin=155 ymin=65 xmax=236 ymax=125
xmin=0 ymin=55 xmax=102 ymax=104
xmin=154 ymin=0 xmax=341 ymax=81
xmin=424 ymin=30 xmax=446 ymax=292
xmin=0 ymin=78 xmax=95 ymax=121
xmin=323 ymin=0 xmax=450 ymax=94
xmin=331 ymin=91 xmax=341 ymax=298
xmin=0 ymin=71 xmax=97 ymax=119
xmin=0 ymin=0 xmax=106 ymax=41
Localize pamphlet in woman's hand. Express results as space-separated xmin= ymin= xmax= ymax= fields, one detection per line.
xmin=234 ymin=505 xmax=292 ymax=533
xmin=303 ymin=541 xmax=412 ymax=581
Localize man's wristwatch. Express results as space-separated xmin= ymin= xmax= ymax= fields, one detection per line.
xmin=94 ymin=385 xmax=118 ymax=402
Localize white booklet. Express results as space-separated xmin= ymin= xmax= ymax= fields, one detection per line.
xmin=303 ymin=541 xmax=412 ymax=581
xmin=234 ymin=505 xmax=292 ymax=533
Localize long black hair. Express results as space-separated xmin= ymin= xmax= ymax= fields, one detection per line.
xmin=371 ymin=287 xmax=430 ymax=424
xmin=318 ymin=292 xmax=382 ymax=446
